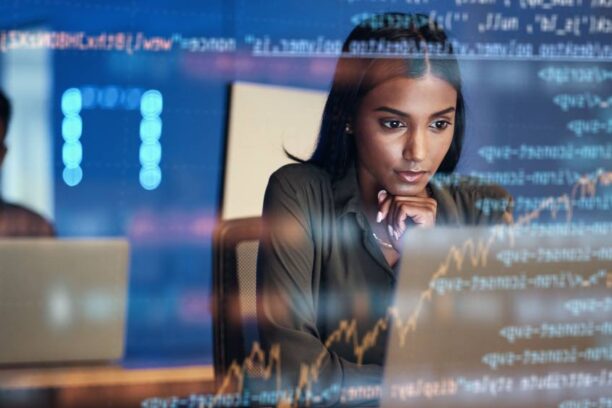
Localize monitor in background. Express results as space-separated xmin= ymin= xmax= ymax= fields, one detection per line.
xmin=222 ymin=82 xmax=326 ymax=220
xmin=0 ymin=239 xmax=129 ymax=365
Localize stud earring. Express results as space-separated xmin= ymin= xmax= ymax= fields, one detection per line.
xmin=344 ymin=123 xmax=353 ymax=134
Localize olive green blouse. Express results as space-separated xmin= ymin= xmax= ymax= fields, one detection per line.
xmin=255 ymin=162 xmax=512 ymax=405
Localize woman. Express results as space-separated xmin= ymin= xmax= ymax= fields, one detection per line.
xmin=255 ymin=12 xmax=512 ymax=405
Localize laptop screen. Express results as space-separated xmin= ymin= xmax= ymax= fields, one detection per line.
xmin=0 ymin=239 xmax=129 ymax=365
xmin=377 ymin=226 xmax=610 ymax=408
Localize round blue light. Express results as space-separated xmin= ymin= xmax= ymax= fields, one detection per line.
xmin=140 ymin=117 xmax=162 ymax=141
xmin=103 ymin=86 xmax=119 ymax=109
xmin=63 ymin=166 xmax=83 ymax=187
xmin=140 ymin=90 xmax=163 ymax=118
xmin=139 ymin=141 xmax=162 ymax=165
xmin=62 ymin=116 xmax=83 ymax=143
xmin=139 ymin=167 xmax=162 ymax=190
xmin=81 ymin=86 xmax=96 ymax=109
xmin=62 ymin=141 xmax=83 ymax=168
xmin=61 ymin=88 xmax=82 ymax=116
xmin=126 ymin=88 xmax=142 ymax=110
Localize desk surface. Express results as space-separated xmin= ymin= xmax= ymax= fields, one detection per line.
xmin=0 ymin=364 xmax=216 ymax=408
xmin=0 ymin=364 xmax=214 ymax=389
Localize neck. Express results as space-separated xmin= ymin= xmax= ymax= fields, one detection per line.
xmin=356 ymin=165 xmax=381 ymax=221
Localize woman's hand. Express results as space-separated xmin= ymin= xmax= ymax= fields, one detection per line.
xmin=376 ymin=189 xmax=437 ymax=248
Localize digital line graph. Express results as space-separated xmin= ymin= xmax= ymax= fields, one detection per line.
xmin=211 ymin=169 xmax=611 ymax=407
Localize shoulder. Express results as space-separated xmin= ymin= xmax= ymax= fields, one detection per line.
xmin=263 ymin=163 xmax=334 ymax=220
xmin=0 ymin=202 xmax=55 ymax=237
xmin=0 ymin=200 xmax=55 ymax=237
xmin=267 ymin=163 xmax=332 ymax=198
xmin=434 ymin=175 xmax=514 ymax=225
xmin=269 ymin=163 xmax=330 ymax=187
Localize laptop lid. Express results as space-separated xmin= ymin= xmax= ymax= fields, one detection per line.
xmin=0 ymin=239 xmax=129 ymax=365
xmin=380 ymin=226 xmax=611 ymax=408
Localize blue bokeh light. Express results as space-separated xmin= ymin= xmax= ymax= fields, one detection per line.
xmin=62 ymin=141 xmax=83 ymax=168
xmin=139 ymin=89 xmax=163 ymax=190
xmin=140 ymin=117 xmax=162 ymax=141
xmin=62 ymin=166 xmax=83 ymax=187
xmin=61 ymin=88 xmax=82 ymax=116
xmin=103 ymin=86 xmax=119 ymax=109
xmin=62 ymin=116 xmax=83 ymax=143
xmin=140 ymin=90 xmax=163 ymax=119
xmin=126 ymin=88 xmax=143 ymax=110
xmin=139 ymin=167 xmax=162 ymax=191
xmin=139 ymin=142 xmax=162 ymax=165
xmin=81 ymin=86 xmax=96 ymax=109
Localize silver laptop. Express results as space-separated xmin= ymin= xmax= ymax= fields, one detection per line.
xmin=0 ymin=239 xmax=129 ymax=365
xmin=380 ymin=226 xmax=611 ymax=408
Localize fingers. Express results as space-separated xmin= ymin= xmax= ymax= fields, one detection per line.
xmin=376 ymin=190 xmax=392 ymax=224
xmin=375 ymin=190 xmax=438 ymax=247
xmin=387 ymin=196 xmax=437 ymax=242
xmin=376 ymin=190 xmax=398 ymax=243
xmin=394 ymin=200 xmax=436 ymax=236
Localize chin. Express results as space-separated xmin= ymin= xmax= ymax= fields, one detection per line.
xmin=392 ymin=182 xmax=428 ymax=197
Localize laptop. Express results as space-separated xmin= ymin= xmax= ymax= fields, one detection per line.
xmin=379 ymin=226 xmax=611 ymax=408
xmin=0 ymin=239 xmax=129 ymax=365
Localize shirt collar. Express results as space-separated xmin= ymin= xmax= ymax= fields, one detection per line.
xmin=429 ymin=178 xmax=461 ymax=226
xmin=332 ymin=164 xmax=362 ymax=218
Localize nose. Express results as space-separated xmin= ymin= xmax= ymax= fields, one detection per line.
xmin=402 ymin=127 xmax=427 ymax=163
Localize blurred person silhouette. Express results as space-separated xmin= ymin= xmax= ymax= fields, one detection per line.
xmin=0 ymin=89 xmax=55 ymax=237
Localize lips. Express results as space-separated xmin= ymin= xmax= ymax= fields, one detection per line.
xmin=396 ymin=170 xmax=427 ymax=183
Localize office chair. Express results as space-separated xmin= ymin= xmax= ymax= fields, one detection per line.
xmin=212 ymin=216 xmax=262 ymax=387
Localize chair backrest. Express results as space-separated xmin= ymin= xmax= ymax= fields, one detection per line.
xmin=212 ymin=217 xmax=262 ymax=387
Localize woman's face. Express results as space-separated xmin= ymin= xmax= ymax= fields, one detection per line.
xmin=353 ymin=74 xmax=457 ymax=197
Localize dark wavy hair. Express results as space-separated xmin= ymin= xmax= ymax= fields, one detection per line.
xmin=290 ymin=12 xmax=465 ymax=180
xmin=0 ymin=89 xmax=11 ymax=142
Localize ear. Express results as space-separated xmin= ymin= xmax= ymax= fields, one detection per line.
xmin=344 ymin=116 xmax=355 ymax=135
xmin=344 ymin=122 xmax=354 ymax=135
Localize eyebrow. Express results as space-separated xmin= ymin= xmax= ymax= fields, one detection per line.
xmin=374 ymin=106 xmax=456 ymax=118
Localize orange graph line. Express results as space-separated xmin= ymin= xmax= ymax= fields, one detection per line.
xmin=515 ymin=170 xmax=612 ymax=225
xmin=292 ymin=227 xmax=505 ymax=406
xmin=214 ymin=342 xmax=282 ymax=402
xmin=209 ymin=169 xmax=611 ymax=407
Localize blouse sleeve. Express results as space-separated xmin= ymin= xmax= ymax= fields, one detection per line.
xmin=450 ymin=181 xmax=515 ymax=226
xmin=255 ymin=169 xmax=382 ymax=406
xmin=477 ymin=184 xmax=515 ymax=225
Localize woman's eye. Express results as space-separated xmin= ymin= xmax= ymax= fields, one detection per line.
xmin=430 ymin=120 xmax=451 ymax=130
xmin=381 ymin=119 xmax=406 ymax=129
